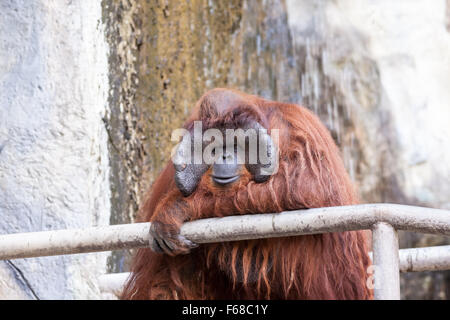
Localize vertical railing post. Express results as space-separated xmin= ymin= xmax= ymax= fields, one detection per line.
xmin=372 ymin=222 xmax=400 ymax=299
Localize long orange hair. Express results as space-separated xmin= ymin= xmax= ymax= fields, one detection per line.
xmin=121 ymin=88 xmax=372 ymax=299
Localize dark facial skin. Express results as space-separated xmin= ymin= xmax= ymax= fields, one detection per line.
xmin=174 ymin=121 xmax=275 ymax=197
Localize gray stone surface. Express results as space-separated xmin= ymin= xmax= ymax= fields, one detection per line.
xmin=0 ymin=0 xmax=110 ymax=299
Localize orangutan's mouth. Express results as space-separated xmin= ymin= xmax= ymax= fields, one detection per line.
xmin=212 ymin=175 xmax=240 ymax=186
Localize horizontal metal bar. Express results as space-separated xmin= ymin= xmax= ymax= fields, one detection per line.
xmin=98 ymin=245 xmax=450 ymax=296
xmin=367 ymin=245 xmax=450 ymax=272
xmin=0 ymin=203 xmax=449 ymax=260
xmin=0 ymin=223 xmax=151 ymax=260
xmin=398 ymin=245 xmax=450 ymax=272
xmin=99 ymin=272 xmax=130 ymax=297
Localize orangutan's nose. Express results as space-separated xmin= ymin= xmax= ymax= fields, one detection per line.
xmin=212 ymin=151 xmax=240 ymax=185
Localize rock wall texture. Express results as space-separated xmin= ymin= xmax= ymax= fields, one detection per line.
xmin=102 ymin=0 xmax=142 ymax=275
xmin=0 ymin=0 xmax=110 ymax=299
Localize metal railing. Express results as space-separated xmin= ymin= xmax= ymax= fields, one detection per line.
xmin=0 ymin=203 xmax=449 ymax=299
xmin=97 ymin=244 xmax=450 ymax=297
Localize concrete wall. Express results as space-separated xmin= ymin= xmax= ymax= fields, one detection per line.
xmin=0 ymin=0 xmax=110 ymax=299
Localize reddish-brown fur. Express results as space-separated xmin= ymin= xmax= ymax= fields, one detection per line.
xmin=121 ymin=88 xmax=373 ymax=300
